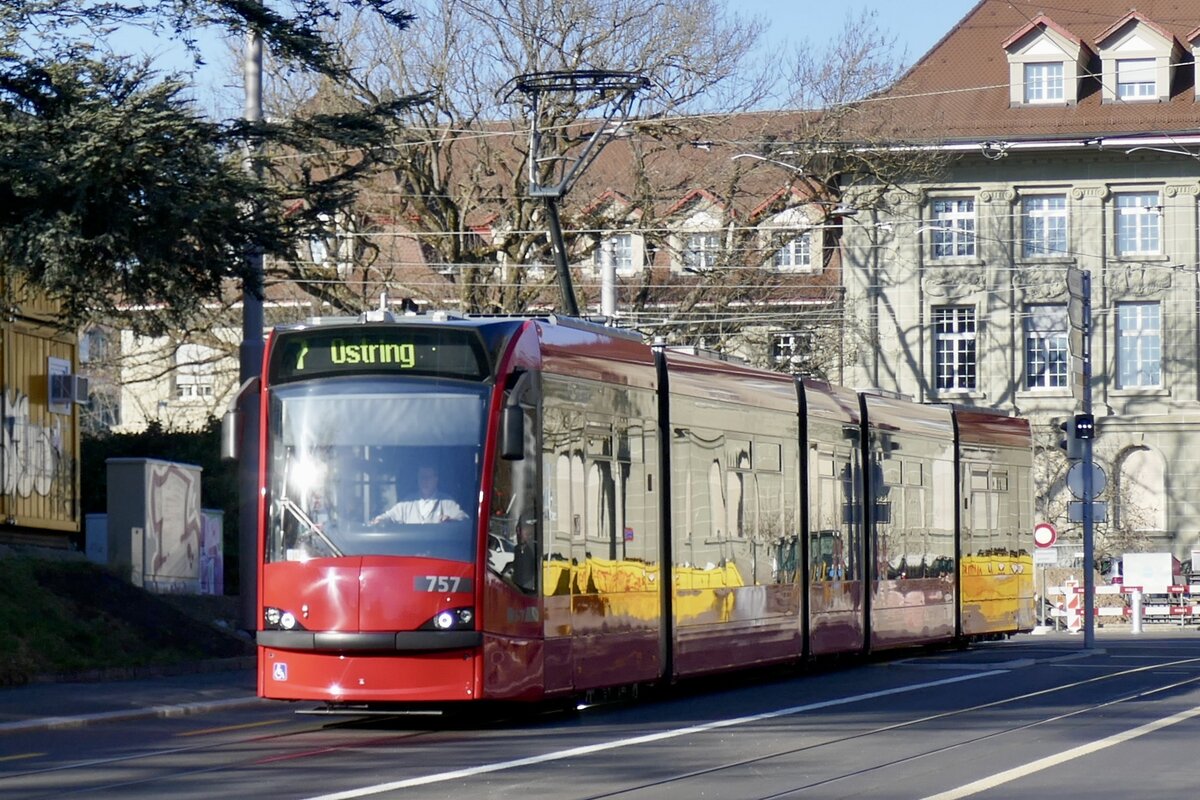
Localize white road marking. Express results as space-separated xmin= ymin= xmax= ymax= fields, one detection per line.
xmin=305 ymin=670 xmax=1008 ymax=800
xmin=922 ymin=703 xmax=1200 ymax=800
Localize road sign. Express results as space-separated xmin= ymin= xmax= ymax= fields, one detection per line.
xmin=1033 ymin=521 xmax=1058 ymax=548
xmin=1067 ymin=462 xmax=1106 ymax=499
xmin=1069 ymin=500 xmax=1107 ymax=523
xmin=1034 ymin=548 xmax=1058 ymax=565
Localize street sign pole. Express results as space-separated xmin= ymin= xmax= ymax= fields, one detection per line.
xmin=1069 ymin=267 xmax=1096 ymax=649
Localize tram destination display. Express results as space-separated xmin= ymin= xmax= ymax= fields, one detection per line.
xmin=269 ymin=327 xmax=489 ymax=383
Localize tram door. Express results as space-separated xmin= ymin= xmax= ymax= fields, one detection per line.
xmin=542 ymin=377 xmax=661 ymax=692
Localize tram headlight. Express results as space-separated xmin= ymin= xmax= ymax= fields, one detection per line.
xmin=263 ymin=606 xmax=307 ymax=631
xmin=423 ymin=607 xmax=475 ymax=631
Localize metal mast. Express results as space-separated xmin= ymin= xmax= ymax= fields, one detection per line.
xmin=506 ymin=70 xmax=649 ymax=317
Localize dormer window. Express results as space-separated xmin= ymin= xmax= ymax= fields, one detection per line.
xmin=1024 ymin=62 xmax=1063 ymax=103
xmin=1002 ymin=15 xmax=1088 ymax=107
xmin=1116 ymin=58 xmax=1156 ymax=99
xmin=592 ymin=233 xmax=638 ymax=276
xmin=1097 ymin=11 xmax=1181 ymax=104
xmin=683 ymin=232 xmax=721 ymax=271
xmin=1190 ymin=27 xmax=1200 ymax=101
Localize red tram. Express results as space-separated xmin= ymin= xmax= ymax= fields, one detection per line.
xmin=235 ymin=312 xmax=1033 ymax=707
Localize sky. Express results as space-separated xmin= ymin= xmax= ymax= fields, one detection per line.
xmin=740 ymin=0 xmax=979 ymax=68
xmin=112 ymin=0 xmax=984 ymax=117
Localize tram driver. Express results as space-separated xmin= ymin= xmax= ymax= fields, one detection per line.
xmin=369 ymin=465 xmax=468 ymax=525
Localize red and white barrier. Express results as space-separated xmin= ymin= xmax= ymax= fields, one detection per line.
xmin=1045 ymin=583 xmax=1198 ymax=628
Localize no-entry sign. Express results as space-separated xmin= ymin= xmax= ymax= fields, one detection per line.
xmin=1033 ymin=522 xmax=1057 ymax=548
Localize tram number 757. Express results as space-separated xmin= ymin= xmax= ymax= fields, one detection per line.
xmin=414 ymin=576 xmax=473 ymax=593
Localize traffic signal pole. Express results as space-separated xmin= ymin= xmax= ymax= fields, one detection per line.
xmin=1073 ymin=268 xmax=1096 ymax=649
xmin=238 ymin=25 xmax=264 ymax=632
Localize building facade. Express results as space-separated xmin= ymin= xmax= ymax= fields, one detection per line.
xmin=0 ymin=279 xmax=86 ymax=545
xmin=841 ymin=0 xmax=1200 ymax=559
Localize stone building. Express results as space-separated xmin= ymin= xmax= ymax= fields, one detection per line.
xmin=841 ymin=0 xmax=1200 ymax=559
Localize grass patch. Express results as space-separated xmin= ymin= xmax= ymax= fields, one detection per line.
xmin=0 ymin=557 xmax=252 ymax=685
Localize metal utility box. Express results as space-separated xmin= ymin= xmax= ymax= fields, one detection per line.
xmin=106 ymin=458 xmax=204 ymax=593
xmin=200 ymin=508 xmax=224 ymax=596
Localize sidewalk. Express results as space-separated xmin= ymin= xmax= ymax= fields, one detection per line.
xmin=0 ymin=657 xmax=264 ymax=734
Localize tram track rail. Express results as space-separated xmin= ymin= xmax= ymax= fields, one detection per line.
xmin=5 ymin=654 xmax=1200 ymax=800
xmin=565 ymin=656 xmax=1200 ymax=800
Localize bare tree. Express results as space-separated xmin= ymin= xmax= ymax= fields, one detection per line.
xmin=257 ymin=5 xmax=945 ymax=369
xmin=259 ymin=0 xmax=765 ymax=313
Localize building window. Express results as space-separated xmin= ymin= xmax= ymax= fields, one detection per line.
xmin=683 ymin=232 xmax=721 ymax=271
xmin=1024 ymin=62 xmax=1063 ymax=103
xmin=1024 ymin=305 xmax=1068 ymax=389
xmin=1022 ymin=195 xmax=1068 ymax=257
xmin=593 ymin=233 xmax=635 ymax=275
xmin=933 ymin=306 xmax=976 ymax=391
xmin=1117 ymin=58 xmax=1155 ymax=99
xmin=930 ymin=198 xmax=975 ymax=259
xmin=80 ymin=328 xmax=111 ymax=364
xmin=175 ymin=342 xmax=218 ymax=399
xmin=771 ymin=331 xmax=814 ymax=372
xmin=772 ymin=231 xmax=812 ymax=271
xmin=1116 ymin=192 xmax=1161 ymax=255
xmin=1117 ymin=302 xmax=1161 ymax=388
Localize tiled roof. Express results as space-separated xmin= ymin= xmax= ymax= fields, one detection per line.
xmin=1000 ymin=14 xmax=1085 ymax=51
xmin=880 ymin=0 xmax=1200 ymax=142
xmin=1095 ymin=10 xmax=1180 ymax=48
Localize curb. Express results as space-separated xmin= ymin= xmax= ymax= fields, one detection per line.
xmin=18 ymin=656 xmax=257 ymax=687
xmin=0 ymin=695 xmax=269 ymax=734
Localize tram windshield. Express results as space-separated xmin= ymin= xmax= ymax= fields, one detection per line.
xmin=265 ymin=379 xmax=487 ymax=563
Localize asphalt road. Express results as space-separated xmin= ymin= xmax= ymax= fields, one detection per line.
xmin=3 ymin=629 xmax=1199 ymax=799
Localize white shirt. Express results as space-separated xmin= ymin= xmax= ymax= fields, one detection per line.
xmin=377 ymin=497 xmax=467 ymax=524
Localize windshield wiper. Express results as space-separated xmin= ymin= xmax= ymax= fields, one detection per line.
xmin=278 ymin=496 xmax=344 ymax=557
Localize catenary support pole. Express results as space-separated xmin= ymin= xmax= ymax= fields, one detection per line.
xmin=601 ymin=237 xmax=616 ymax=318
xmin=238 ymin=25 xmax=264 ymax=632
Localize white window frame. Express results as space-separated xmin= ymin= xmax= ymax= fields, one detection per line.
xmin=1023 ymin=305 xmax=1068 ymax=390
xmin=1022 ymin=194 xmax=1068 ymax=257
xmin=683 ymin=232 xmax=721 ymax=271
xmin=593 ymin=232 xmax=636 ymax=275
xmin=933 ymin=306 xmax=977 ymax=391
xmin=771 ymin=231 xmax=813 ymax=271
xmin=1117 ymin=58 xmax=1156 ymax=99
xmin=930 ymin=198 xmax=976 ymax=259
xmin=1117 ymin=302 xmax=1162 ymax=389
xmin=175 ymin=342 xmax=218 ymax=400
xmin=1115 ymin=192 xmax=1161 ymax=255
xmin=1024 ymin=62 xmax=1063 ymax=103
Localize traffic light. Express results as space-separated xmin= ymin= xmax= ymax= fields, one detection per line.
xmin=1073 ymin=413 xmax=1095 ymax=439
xmin=1058 ymin=418 xmax=1083 ymax=460
xmin=1058 ymin=414 xmax=1095 ymax=459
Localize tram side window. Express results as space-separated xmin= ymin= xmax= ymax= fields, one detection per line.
xmin=585 ymin=420 xmax=619 ymax=557
xmin=969 ymin=468 xmax=993 ymax=551
xmin=582 ymin=415 xmax=655 ymax=566
xmin=622 ymin=421 xmax=658 ymax=569
xmin=670 ymin=425 xmax=723 ymax=567
xmin=490 ymin=404 xmax=538 ymax=594
xmin=992 ymin=470 xmax=1009 ymax=536
xmin=811 ymin=449 xmax=854 ymax=582
xmin=544 ymin=403 xmax=583 ymax=541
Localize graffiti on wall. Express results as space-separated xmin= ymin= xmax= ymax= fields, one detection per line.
xmin=146 ymin=463 xmax=201 ymax=588
xmin=2 ymin=387 xmax=62 ymax=498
